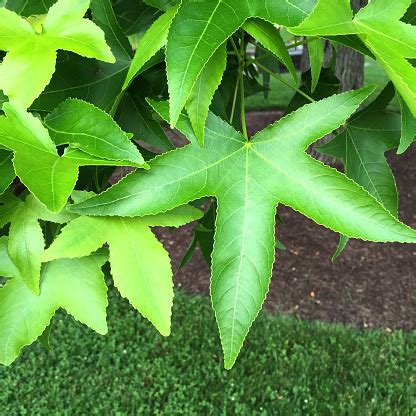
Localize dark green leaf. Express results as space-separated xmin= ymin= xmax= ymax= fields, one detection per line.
xmin=113 ymin=0 xmax=161 ymax=35
xmin=6 ymin=0 xmax=55 ymax=16
xmin=144 ymin=0 xmax=179 ymax=12
xmin=0 ymin=149 xmax=14 ymax=195
xmin=397 ymin=93 xmax=416 ymax=154
xmin=116 ymin=94 xmax=173 ymax=152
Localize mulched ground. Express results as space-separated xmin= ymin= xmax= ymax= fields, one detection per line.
xmin=155 ymin=111 xmax=416 ymax=331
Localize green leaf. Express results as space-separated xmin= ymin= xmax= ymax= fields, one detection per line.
xmin=317 ymin=85 xmax=402 ymax=260
xmin=8 ymin=197 xmax=44 ymax=295
xmin=285 ymin=68 xmax=340 ymax=115
xmin=308 ymin=38 xmax=324 ymax=93
xmin=116 ymin=94 xmax=173 ymax=152
xmin=70 ymin=87 xmax=416 ymax=368
xmin=0 ymin=0 xmax=115 ymax=109
xmin=186 ymin=43 xmax=227 ymax=145
xmin=327 ymin=34 xmax=374 ymax=58
xmin=33 ymin=0 xmax=131 ymax=112
xmin=145 ymin=99 xmax=200 ymax=144
xmin=144 ymin=0 xmax=179 ymax=12
xmin=397 ymin=93 xmax=416 ymax=154
xmin=38 ymin=321 xmax=53 ymax=351
xmin=290 ymin=0 xmax=355 ymax=35
xmin=122 ymin=5 xmax=179 ymax=92
xmin=403 ymin=2 xmax=416 ymax=25
xmin=0 ymin=103 xmax=145 ymax=212
xmin=45 ymin=99 xmax=147 ymax=167
xmin=363 ymin=81 xmax=396 ymax=114
xmin=243 ymin=18 xmax=297 ymax=84
xmin=0 ymin=237 xmax=20 ymax=279
xmin=0 ymin=191 xmax=21 ymax=229
xmin=291 ymin=0 xmax=416 ymax=117
xmin=0 ymin=149 xmax=15 ymax=195
xmin=0 ymin=254 xmax=108 ymax=366
xmin=1 ymin=194 xmax=79 ymax=292
xmin=318 ymin=112 xmax=401 ymax=217
xmin=275 ymin=239 xmax=286 ymax=251
xmin=24 ymin=194 xmax=78 ymax=225
xmin=43 ymin=205 xmax=202 ymax=336
xmin=0 ymin=5 xmax=34 ymax=50
xmin=113 ymin=0 xmax=162 ymax=36
xmin=6 ymin=0 xmax=55 ymax=16
xmin=179 ymin=200 xmax=217 ymax=269
xmin=331 ymin=234 xmax=349 ymax=262
xmin=166 ymin=0 xmax=316 ymax=126
xmin=41 ymin=0 xmax=114 ymax=61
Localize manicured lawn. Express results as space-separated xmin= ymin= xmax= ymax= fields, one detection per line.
xmin=246 ymin=73 xmax=295 ymax=111
xmin=1 ymin=288 xmax=414 ymax=415
xmin=246 ymin=59 xmax=396 ymax=112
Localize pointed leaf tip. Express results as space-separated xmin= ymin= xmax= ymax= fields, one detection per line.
xmin=0 ymin=0 xmax=117 ymax=108
xmin=42 ymin=205 xmax=200 ymax=337
xmin=51 ymin=90 xmax=416 ymax=367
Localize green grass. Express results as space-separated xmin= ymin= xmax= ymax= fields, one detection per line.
xmin=245 ymin=59 xmax=395 ymax=112
xmin=246 ymin=74 xmax=295 ymax=111
xmin=1 ymin=288 xmax=414 ymax=415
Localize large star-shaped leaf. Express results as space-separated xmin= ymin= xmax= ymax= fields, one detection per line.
xmin=290 ymin=0 xmax=416 ymax=117
xmin=0 ymin=0 xmax=115 ymax=109
xmin=43 ymin=197 xmax=202 ymax=336
xmin=71 ymin=87 xmax=416 ymax=368
xmin=0 ymin=250 xmax=108 ymax=366
xmin=0 ymin=101 xmax=147 ymax=212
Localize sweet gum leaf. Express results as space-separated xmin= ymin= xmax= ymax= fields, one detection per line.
xmin=166 ymin=0 xmax=316 ymax=127
xmin=43 ymin=204 xmax=202 ymax=336
xmin=0 ymin=0 xmax=115 ymax=109
xmin=291 ymin=0 xmax=416 ymax=117
xmin=70 ymin=87 xmax=416 ymax=368
xmin=45 ymin=99 xmax=147 ymax=167
xmin=0 ymin=254 xmax=108 ymax=366
xmin=0 ymin=103 xmax=146 ymax=212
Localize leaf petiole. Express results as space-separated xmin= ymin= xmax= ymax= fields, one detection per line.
xmin=239 ymin=30 xmax=248 ymax=140
xmin=286 ymin=36 xmax=318 ymax=50
xmin=229 ymin=71 xmax=241 ymax=125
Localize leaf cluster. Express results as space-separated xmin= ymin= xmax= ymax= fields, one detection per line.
xmin=0 ymin=0 xmax=415 ymax=368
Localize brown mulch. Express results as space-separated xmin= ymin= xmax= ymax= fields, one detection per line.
xmin=155 ymin=111 xmax=416 ymax=330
